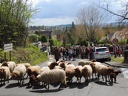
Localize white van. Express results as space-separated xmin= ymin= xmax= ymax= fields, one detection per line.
xmin=93 ymin=47 xmax=111 ymax=61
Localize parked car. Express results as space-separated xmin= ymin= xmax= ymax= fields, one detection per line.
xmin=93 ymin=47 xmax=111 ymax=61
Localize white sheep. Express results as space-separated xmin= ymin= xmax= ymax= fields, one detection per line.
xmin=2 ymin=61 xmax=16 ymax=73
xmin=65 ymin=63 xmax=75 ymax=83
xmin=0 ymin=66 xmax=11 ymax=84
xmin=40 ymin=66 xmax=50 ymax=72
xmin=94 ymin=62 xmax=114 ymax=82
xmin=36 ymin=68 xmax=67 ymax=90
xmin=82 ymin=65 xmax=92 ymax=82
xmin=78 ymin=60 xmax=92 ymax=66
xmin=18 ymin=63 xmax=31 ymax=69
xmin=12 ymin=64 xmax=26 ymax=85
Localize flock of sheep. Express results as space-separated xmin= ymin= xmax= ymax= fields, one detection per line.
xmin=0 ymin=60 xmax=121 ymax=90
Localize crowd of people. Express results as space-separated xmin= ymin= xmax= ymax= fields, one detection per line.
xmin=50 ymin=44 xmax=128 ymax=62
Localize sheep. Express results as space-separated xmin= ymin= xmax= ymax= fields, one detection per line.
xmin=58 ymin=62 xmax=67 ymax=70
xmin=74 ymin=65 xmax=83 ymax=83
xmin=82 ymin=65 xmax=92 ymax=82
xmin=27 ymin=66 xmax=41 ymax=77
xmin=18 ymin=63 xmax=31 ymax=69
xmin=36 ymin=69 xmax=67 ymax=90
xmin=88 ymin=62 xmax=103 ymax=78
xmin=47 ymin=62 xmax=58 ymax=69
xmin=27 ymin=66 xmax=50 ymax=87
xmin=57 ymin=60 xmax=65 ymax=64
xmin=65 ymin=63 xmax=75 ymax=83
xmin=11 ymin=64 xmax=26 ymax=85
xmin=109 ymin=70 xmax=122 ymax=83
xmin=27 ymin=71 xmax=39 ymax=87
xmin=2 ymin=61 xmax=16 ymax=73
xmin=40 ymin=66 xmax=50 ymax=72
xmin=0 ymin=66 xmax=10 ymax=84
xmin=94 ymin=63 xmax=114 ymax=82
xmin=78 ymin=60 xmax=92 ymax=66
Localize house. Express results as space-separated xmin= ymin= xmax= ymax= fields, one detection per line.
xmin=107 ymin=28 xmax=128 ymax=42
xmin=107 ymin=32 xmax=114 ymax=41
xmin=35 ymin=30 xmax=53 ymax=39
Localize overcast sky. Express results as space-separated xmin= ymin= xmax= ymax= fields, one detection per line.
xmin=28 ymin=0 xmax=127 ymax=26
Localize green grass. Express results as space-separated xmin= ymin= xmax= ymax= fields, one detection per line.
xmin=111 ymin=56 xmax=124 ymax=63
xmin=0 ymin=44 xmax=48 ymax=65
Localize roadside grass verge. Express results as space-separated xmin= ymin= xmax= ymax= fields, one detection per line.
xmin=0 ymin=44 xmax=48 ymax=66
xmin=111 ymin=56 xmax=124 ymax=63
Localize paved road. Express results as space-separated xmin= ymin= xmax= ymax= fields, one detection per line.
xmin=0 ymin=57 xmax=128 ymax=96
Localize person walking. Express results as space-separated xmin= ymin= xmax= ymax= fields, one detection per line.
xmin=53 ymin=47 xmax=61 ymax=62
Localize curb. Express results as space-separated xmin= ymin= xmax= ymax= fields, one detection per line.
xmin=105 ymin=62 xmax=128 ymax=68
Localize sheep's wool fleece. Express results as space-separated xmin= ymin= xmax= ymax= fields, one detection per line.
xmin=37 ymin=69 xmax=66 ymax=83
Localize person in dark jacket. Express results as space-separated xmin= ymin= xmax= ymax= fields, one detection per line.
xmin=53 ymin=47 xmax=61 ymax=62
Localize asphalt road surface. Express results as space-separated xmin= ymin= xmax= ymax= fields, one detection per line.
xmin=0 ymin=57 xmax=128 ymax=96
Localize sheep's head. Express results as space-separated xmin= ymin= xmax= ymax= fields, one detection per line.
xmin=67 ymin=62 xmax=72 ymax=65
xmin=114 ymin=70 xmax=122 ymax=75
xmin=74 ymin=67 xmax=80 ymax=73
xmin=0 ymin=68 xmax=5 ymax=76
xmin=2 ymin=61 xmax=8 ymax=67
xmin=27 ymin=68 xmax=32 ymax=76
xmin=92 ymin=59 xmax=97 ymax=62
xmin=36 ymin=75 xmax=41 ymax=82
xmin=59 ymin=62 xmax=66 ymax=69
xmin=82 ymin=67 xmax=87 ymax=75
xmin=49 ymin=62 xmax=58 ymax=69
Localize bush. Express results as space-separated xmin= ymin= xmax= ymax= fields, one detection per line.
xmin=28 ymin=34 xmax=38 ymax=43
xmin=40 ymin=35 xmax=47 ymax=43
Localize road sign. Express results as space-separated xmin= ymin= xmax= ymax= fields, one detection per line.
xmin=4 ymin=43 xmax=13 ymax=52
xmin=112 ymin=38 xmax=118 ymax=44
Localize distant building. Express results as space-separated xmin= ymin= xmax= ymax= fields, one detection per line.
xmin=107 ymin=29 xmax=128 ymax=42
xmin=35 ymin=30 xmax=53 ymax=39
xmin=107 ymin=33 xmax=114 ymax=41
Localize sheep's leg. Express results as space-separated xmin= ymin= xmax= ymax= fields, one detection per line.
xmin=22 ymin=77 xmax=24 ymax=85
xmin=102 ymin=75 xmax=104 ymax=81
xmin=58 ymin=83 xmax=62 ymax=89
xmin=97 ymin=74 xmax=100 ymax=80
xmin=79 ymin=77 xmax=81 ymax=83
xmin=44 ymin=83 xmax=49 ymax=90
xmin=0 ymin=78 xmax=2 ymax=84
xmin=76 ymin=77 xmax=79 ymax=83
xmin=7 ymin=77 xmax=9 ymax=83
xmin=114 ymin=77 xmax=116 ymax=83
xmin=4 ymin=78 xmax=5 ymax=85
xmin=105 ymin=76 xmax=107 ymax=83
xmin=110 ymin=78 xmax=113 ymax=83
xmin=46 ymin=83 xmax=49 ymax=90
xmin=92 ymin=73 xmax=93 ymax=79
xmin=84 ymin=77 xmax=86 ymax=82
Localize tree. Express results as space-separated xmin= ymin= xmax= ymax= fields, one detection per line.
xmin=77 ymin=5 xmax=103 ymax=44
xmin=28 ymin=34 xmax=38 ymax=43
xmin=40 ymin=35 xmax=47 ymax=43
xmin=0 ymin=0 xmax=35 ymax=48
xmin=69 ymin=22 xmax=77 ymax=45
xmin=97 ymin=0 xmax=128 ymax=22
